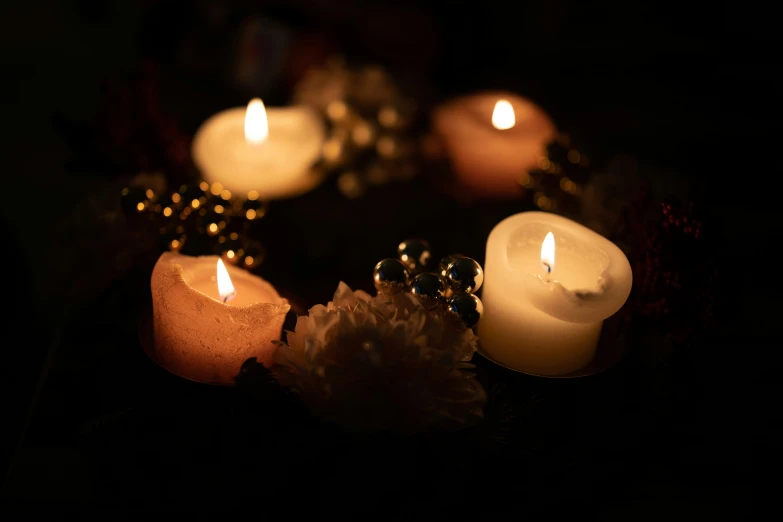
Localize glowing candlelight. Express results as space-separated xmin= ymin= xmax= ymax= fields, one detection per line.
xmin=491 ymin=99 xmax=515 ymax=130
xmin=540 ymin=231 xmax=555 ymax=277
xmin=216 ymin=258 xmax=236 ymax=303
xmin=244 ymin=98 xmax=269 ymax=146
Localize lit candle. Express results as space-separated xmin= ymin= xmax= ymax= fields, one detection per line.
xmin=192 ymin=98 xmax=326 ymax=200
xmin=150 ymin=252 xmax=290 ymax=385
xmin=478 ymin=212 xmax=632 ymax=376
xmin=427 ymin=92 xmax=555 ymax=198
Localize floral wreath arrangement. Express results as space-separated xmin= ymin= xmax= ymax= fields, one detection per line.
xmin=86 ymin=58 xmax=721 ymax=439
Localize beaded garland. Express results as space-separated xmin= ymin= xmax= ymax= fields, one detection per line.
xmin=373 ymin=238 xmax=485 ymax=328
xmin=121 ymin=177 xmax=268 ymax=269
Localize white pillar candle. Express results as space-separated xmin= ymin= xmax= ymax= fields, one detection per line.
xmin=150 ymin=252 xmax=290 ymax=385
xmin=479 ymin=212 xmax=632 ymax=376
xmin=192 ymin=98 xmax=326 ymax=200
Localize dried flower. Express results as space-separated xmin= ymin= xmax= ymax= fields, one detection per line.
xmin=273 ymin=282 xmax=486 ymax=434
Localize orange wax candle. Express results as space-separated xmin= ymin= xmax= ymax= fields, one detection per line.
xmin=150 ymin=252 xmax=290 ymax=385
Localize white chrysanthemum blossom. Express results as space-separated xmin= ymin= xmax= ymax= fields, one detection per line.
xmin=273 ymin=282 xmax=486 ymax=433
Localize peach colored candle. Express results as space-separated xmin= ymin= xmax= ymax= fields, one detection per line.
xmin=150 ymin=252 xmax=289 ymax=385
xmin=428 ymin=92 xmax=555 ymax=198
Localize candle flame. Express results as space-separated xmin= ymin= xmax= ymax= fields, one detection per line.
xmin=541 ymin=232 xmax=555 ymax=275
xmin=216 ymin=258 xmax=236 ymax=303
xmin=491 ymin=99 xmax=515 ymax=130
xmin=245 ymin=98 xmax=269 ymax=145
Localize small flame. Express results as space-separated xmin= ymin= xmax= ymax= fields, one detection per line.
xmin=491 ymin=99 xmax=515 ymax=130
xmin=541 ymin=232 xmax=555 ymax=275
xmin=216 ymin=258 xmax=236 ymax=303
xmin=245 ymin=98 xmax=269 ymax=145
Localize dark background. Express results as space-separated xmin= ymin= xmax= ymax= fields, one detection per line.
xmin=0 ymin=0 xmax=766 ymax=516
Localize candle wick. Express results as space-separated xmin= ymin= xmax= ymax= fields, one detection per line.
xmin=542 ymin=263 xmax=552 ymax=282
xmin=222 ymin=292 xmax=236 ymax=304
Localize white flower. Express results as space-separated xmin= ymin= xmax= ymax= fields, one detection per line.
xmin=273 ymin=282 xmax=486 ymax=433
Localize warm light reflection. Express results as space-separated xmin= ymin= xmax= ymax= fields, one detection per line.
xmin=323 ymin=139 xmax=343 ymax=162
xmin=216 ymin=258 xmax=236 ymax=303
xmin=376 ymin=136 xmax=396 ymax=157
xmin=535 ymin=194 xmax=554 ymax=211
xmin=518 ymin=171 xmax=534 ymax=188
xmin=541 ymin=232 xmax=555 ymax=275
xmin=559 ymin=177 xmax=578 ymax=195
xmin=245 ymin=98 xmax=269 ymax=146
xmin=326 ymin=100 xmax=347 ymax=121
xmin=491 ymin=99 xmax=515 ymax=130
xmin=352 ymin=123 xmax=373 ymax=146
xmin=378 ymin=106 xmax=399 ymax=128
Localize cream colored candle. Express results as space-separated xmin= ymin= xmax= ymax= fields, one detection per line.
xmin=150 ymin=252 xmax=290 ymax=385
xmin=192 ymin=98 xmax=326 ymax=200
xmin=428 ymin=92 xmax=555 ymax=197
xmin=479 ymin=212 xmax=632 ymax=376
